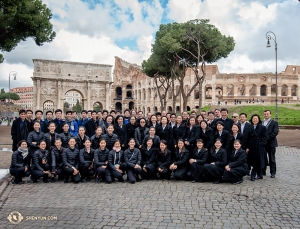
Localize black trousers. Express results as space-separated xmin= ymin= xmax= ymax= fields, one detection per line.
xmin=109 ymin=163 xmax=127 ymax=182
xmin=141 ymin=164 xmax=156 ymax=179
xmin=95 ymin=166 xmax=111 ymax=183
xmin=204 ymin=164 xmax=224 ymax=181
xmin=126 ymin=167 xmax=142 ymax=183
xmin=189 ymin=163 xmax=205 ymax=181
xmin=10 ymin=167 xmax=30 ymax=181
xmin=173 ymin=166 xmax=188 ymax=180
xmin=157 ymin=167 xmax=170 ymax=179
xmin=265 ymin=146 xmax=276 ymax=175
xmin=79 ymin=163 xmax=94 ymax=179
xmin=31 ymin=164 xmax=50 ymax=180
xmin=251 ymin=167 xmax=262 ymax=179
xmin=64 ymin=167 xmax=81 ymax=183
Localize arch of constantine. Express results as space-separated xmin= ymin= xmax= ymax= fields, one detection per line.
xmin=32 ymin=59 xmax=113 ymax=111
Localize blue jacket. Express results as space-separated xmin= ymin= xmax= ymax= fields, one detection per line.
xmin=78 ymin=118 xmax=89 ymax=127
xmin=68 ymin=120 xmax=78 ymax=136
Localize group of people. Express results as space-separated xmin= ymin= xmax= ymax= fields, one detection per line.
xmin=10 ymin=107 xmax=278 ymax=185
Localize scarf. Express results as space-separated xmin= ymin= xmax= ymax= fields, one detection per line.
xmin=113 ymin=147 xmax=121 ymax=152
xmin=18 ymin=147 xmax=28 ymax=159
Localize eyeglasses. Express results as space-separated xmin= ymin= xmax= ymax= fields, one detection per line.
xmin=232 ymin=116 xmax=237 ymax=118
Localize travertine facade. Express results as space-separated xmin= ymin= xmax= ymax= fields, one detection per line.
xmin=32 ymin=59 xmax=113 ymax=111
xmin=112 ymin=56 xmax=300 ymax=113
xmin=10 ymin=86 xmax=34 ymax=110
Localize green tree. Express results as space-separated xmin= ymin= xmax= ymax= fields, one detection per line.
xmin=72 ymin=99 xmax=82 ymax=113
xmin=0 ymin=0 xmax=56 ymax=63
xmin=0 ymin=88 xmax=4 ymax=94
xmin=0 ymin=92 xmax=20 ymax=100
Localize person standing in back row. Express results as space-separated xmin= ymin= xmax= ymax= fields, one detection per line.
xmin=262 ymin=110 xmax=278 ymax=178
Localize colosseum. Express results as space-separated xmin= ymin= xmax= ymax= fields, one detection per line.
xmin=111 ymin=56 xmax=300 ymax=113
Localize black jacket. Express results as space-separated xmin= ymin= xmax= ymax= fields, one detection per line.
xmin=53 ymin=118 xmax=65 ymax=134
xmin=215 ymin=118 xmax=234 ymax=132
xmin=240 ymin=122 xmax=251 ymax=140
xmin=156 ymin=150 xmax=171 ymax=169
xmin=90 ymin=134 xmax=103 ymax=150
xmin=51 ymin=147 xmax=65 ymax=172
xmin=102 ymin=133 xmax=119 ymax=151
xmin=114 ymin=124 xmax=128 ymax=146
xmin=94 ymin=148 xmax=109 ymax=168
xmin=173 ymin=123 xmax=186 ymax=143
xmin=229 ymin=133 xmax=244 ymax=152
xmin=84 ymin=119 xmax=100 ymax=138
xmin=264 ymin=119 xmax=278 ymax=147
xmin=124 ymin=148 xmax=142 ymax=168
xmin=43 ymin=119 xmax=53 ymax=133
xmin=191 ymin=148 xmax=208 ymax=165
xmin=31 ymin=149 xmax=50 ymax=172
xmin=27 ymin=130 xmax=45 ymax=155
xmin=75 ymin=134 xmax=89 ymax=150
xmin=207 ymin=148 xmax=227 ymax=168
xmin=108 ymin=149 xmax=124 ymax=171
xmin=157 ymin=125 xmax=174 ymax=147
xmin=141 ymin=147 xmax=157 ymax=166
xmin=11 ymin=118 xmax=31 ymax=151
xmin=173 ymin=149 xmax=189 ymax=168
xmin=63 ymin=147 xmax=80 ymax=169
xmin=10 ymin=150 xmax=30 ymax=169
xmin=142 ymin=135 xmax=160 ymax=149
xmin=228 ymin=148 xmax=248 ymax=171
xmin=214 ymin=130 xmax=230 ymax=152
xmin=134 ymin=127 xmax=149 ymax=147
xmin=126 ymin=123 xmax=138 ymax=140
xmin=79 ymin=148 xmax=94 ymax=166
xmin=184 ymin=125 xmax=200 ymax=145
xmin=59 ymin=132 xmax=73 ymax=148
xmin=199 ymin=127 xmax=214 ymax=150
xmin=44 ymin=132 xmax=60 ymax=151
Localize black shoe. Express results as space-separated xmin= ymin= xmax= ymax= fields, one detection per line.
xmin=263 ymin=171 xmax=266 ymax=176
xmin=32 ymin=179 xmax=38 ymax=183
xmin=136 ymin=176 xmax=141 ymax=182
xmin=43 ymin=179 xmax=49 ymax=183
xmin=198 ymin=179 xmax=206 ymax=183
xmin=250 ymin=177 xmax=255 ymax=181
xmin=81 ymin=179 xmax=87 ymax=183
xmin=270 ymin=174 xmax=275 ymax=178
xmin=64 ymin=179 xmax=69 ymax=183
xmin=50 ymin=177 xmax=57 ymax=182
xmin=256 ymin=176 xmax=263 ymax=180
xmin=232 ymin=179 xmax=243 ymax=185
xmin=96 ymin=178 xmax=101 ymax=183
xmin=213 ymin=180 xmax=220 ymax=184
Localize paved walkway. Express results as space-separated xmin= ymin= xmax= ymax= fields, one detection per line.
xmin=0 ymin=146 xmax=300 ymax=229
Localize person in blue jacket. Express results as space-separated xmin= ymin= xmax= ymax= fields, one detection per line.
xmin=65 ymin=110 xmax=78 ymax=136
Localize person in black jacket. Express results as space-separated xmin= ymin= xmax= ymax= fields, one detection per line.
xmin=94 ymin=138 xmax=110 ymax=183
xmin=169 ymin=139 xmax=189 ymax=180
xmin=51 ymin=138 xmax=65 ymax=180
xmin=52 ymin=109 xmax=64 ymax=134
xmin=63 ymin=138 xmax=81 ymax=183
xmin=10 ymin=140 xmax=31 ymax=184
xmin=59 ymin=123 xmax=73 ymax=148
xmin=158 ymin=116 xmax=174 ymax=150
xmin=126 ymin=116 xmax=138 ymax=140
xmin=215 ymin=108 xmax=234 ymax=132
xmin=142 ymin=127 xmax=160 ymax=149
xmin=199 ymin=120 xmax=214 ymax=152
xmin=114 ymin=115 xmax=128 ymax=150
xmin=141 ymin=138 xmax=157 ymax=179
xmin=107 ymin=140 xmax=126 ymax=182
xmin=204 ymin=138 xmax=227 ymax=184
xmin=102 ymin=124 xmax=119 ymax=151
xmin=44 ymin=122 xmax=60 ymax=151
xmin=184 ymin=117 xmax=200 ymax=156
xmin=229 ymin=124 xmax=244 ymax=153
xmin=148 ymin=115 xmax=162 ymax=135
xmin=75 ymin=126 xmax=89 ymax=150
xmin=79 ymin=138 xmax=94 ymax=183
xmin=30 ymin=140 xmax=51 ymax=183
xmin=27 ymin=121 xmax=45 ymax=159
xmin=11 ymin=109 xmax=30 ymax=151
xmin=222 ymin=139 xmax=248 ymax=184
xmin=124 ymin=139 xmax=142 ymax=183
xmin=173 ymin=115 xmax=186 ymax=148
xmin=91 ymin=127 xmax=103 ymax=150
xmin=84 ymin=110 xmax=101 ymax=138
xmin=188 ymin=139 xmax=208 ymax=182
xmin=214 ymin=121 xmax=230 ymax=155
xmin=134 ymin=118 xmax=149 ymax=149
xmin=156 ymin=140 xmax=171 ymax=179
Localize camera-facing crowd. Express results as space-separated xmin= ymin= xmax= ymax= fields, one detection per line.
xmin=10 ymin=107 xmax=278 ymax=185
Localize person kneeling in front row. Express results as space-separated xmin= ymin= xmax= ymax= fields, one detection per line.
xmin=222 ymin=139 xmax=248 ymax=185
xmin=169 ymin=139 xmax=189 ymax=180
xmin=124 ymin=138 xmax=142 ymax=183
xmin=107 ymin=139 xmax=126 ymax=182
xmin=10 ymin=140 xmax=31 ymax=184
xmin=63 ymin=138 xmax=81 ymax=183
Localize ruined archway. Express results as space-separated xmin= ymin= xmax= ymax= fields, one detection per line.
xmin=93 ymin=102 xmax=103 ymax=111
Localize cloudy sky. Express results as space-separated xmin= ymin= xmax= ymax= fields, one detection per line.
xmin=0 ymin=0 xmax=299 ymax=91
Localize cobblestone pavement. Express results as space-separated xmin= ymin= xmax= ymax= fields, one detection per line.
xmin=0 ymin=146 xmax=300 ymax=229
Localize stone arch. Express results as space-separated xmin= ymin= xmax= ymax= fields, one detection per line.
xmin=281 ymin=84 xmax=288 ymax=96
xmin=63 ymin=89 xmax=84 ymax=110
xmin=249 ymin=84 xmax=257 ymax=96
xmin=93 ymin=101 xmax=103 ymax=111
xmin=115 ymin=87 xmax=122 ymax=99
xmin=216 ymin=84 xmax=223 ymax=98
xmin=227 ymin=84 xmax=234 ymax=96
xmin=129 ymin=101 xmax=134 ymax=110
xmin=126 ymin=84 xmax=132 ymax=89
xmin=126 ymin=91 xmax=132 ymax=98
xmin=271 ymin=84 xmax=276 ymax=95
xmin=291 ymin=85 xmax=298 ymax=96
xmin=115 ymin=102 xmax=122 ymax=112
xmin=187 ymin=106 xmax=191 ymax=111
xmin=176 ymin=106 xmax=180 ymax=113
xmin=168 ymin=106 xmax=172 ymax=112
xmin=43 ymin=100 xmax=54 ymax=112
xmin=238 ymin=84 xmax=245 ymax=96
xmin=147 ymin=107 xmax=151 ymax=113
xmin=205 ymin=84 xmax=212 ymax=99
xmin=154 ymin=106 xmax=158 ymax=112
xmin=260 ymin=85 xmax=267 ymax=96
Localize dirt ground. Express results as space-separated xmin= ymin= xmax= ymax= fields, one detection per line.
xmin=0 ymin=126 xmax=300 ymax=169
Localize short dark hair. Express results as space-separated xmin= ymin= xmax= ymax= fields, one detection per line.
xmin=19 ymin=109 xmax=26 ymax=115
xmin=240 ymin=113 xmax=247 ymax=117
xmin=214 ymin=108 xmax=220 ymax=112
xmin=138 ymin=111 xmax=143 ymax=114
xmin=66 ymin=110 xmax=72 ymax=115
xmin=54 ymin=109 xmax=62 ymax=114
xmin=35 ymin=110 xmax=43 ymax=115
xmin=97 ymin=111 xmax=102 ymax=114
xmin=124 ymin=109 xmax=130 ymax=113
xmin=102 ymin=110 xmax=108 ymax=114
xmin=208 ymin=111 xmax=214 ymax=115
xmin=46 ymin=110 xmax=53 ymax=115
xmin=170 ymin=113 xmax=176 ymax=117
xmin=72 ymin=111 xmax=77 ymax=114
xmin=264 ymin=110 xmax=271 ymax=114
xmin=91 ymin=110 xmax=97 ymax=115
xmin=110 ymin=110 xmax=116 ymax=114
xmin=250 ymin=114 xmax=262 ymax=124
xmin=220 ymin=108 xmax=228 ymax=113
xmin=48 ymin=121 xmax=56 ymax=127
xmin=216 ymin=121 xmax=224 ymax=127
xmin=155 ymin=112 xmax=161 ymax=116
xmin=81 ymin=110 xmax=87 ymax=114
xmin=87 ymin=110 xmax=93 ymax=113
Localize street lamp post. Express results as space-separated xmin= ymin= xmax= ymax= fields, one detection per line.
xmin=266 ymin=31 xmax=278 ymax=122
xmin=8 ymin=71 xmax=17 ymax=126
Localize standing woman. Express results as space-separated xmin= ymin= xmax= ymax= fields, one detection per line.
xmin=30 ymin=140 xmax=51 ymax=183
xmin=10 ymin=140 xmax=31 ymax=184
xmin=79 ymin=138 xmax=94 ymax=183
xmin=188 ymin=139 xmax=208 ymax=182
xmin=195 ymin=115 xmax=204 ymax=125
xmin=27 ymin=121 xmax=45 ymax=159
xmin=169 ymin=139 xmax=189 ymax=180
xmin=107 ymin=140 xmax=126 ymax=182
xmin=148 ymin=115 xmax=162 ymax=134
xmin=158 ymin=116 xmax=174 ymax=150
xmin=173 ymin=116 xmax=186 ymax=146
xmin=124 ymin=139 xmax=142 ymax=183
xmin=126 ymin=116 xmax=138 ymax=140
xmin=204 ymin=138 xmax=227 ymax=184
xmin=114 ymin=115 xmax=128 ymax=150
xmin=156 ymin=140 xmax=171 ymax=180
xmin=134 ymin=118 xmax=149 ymax=150
xmin=246 ymin=114 xmax=267 ymax=181
xmin=222 ymin=139 xmax=248 ymax=184
xmin=184 ymin=117 xmax=200 ymax=156
xmin=94 ymin=138 xmax=110 ymax=183
xmin=63 ymin=138 xmax=80 ymax=183
xmin=60 ymin=122 xmax=73 ymax=148
xmin=102 ymin=124 xmax=119 ymax=151
xmin=91 ymin=127 xmax=103 ymax=150
xmin=105 ymin=115 xmax=115 ymax=128
xmin=142 ymin=127 xmax=160 ymax=149
xmin=75 ymin=126 xmax=88 ymax=150
xmin=141 ymin=138 xmax=157 ymax=179
xmin=51 ymin=138 xmax=65 ymax=180
xmin=214 ymin=121 xmax=230 ymax=159
xmin=229 ymin=124 xmax=244 ymax=154
xmin=44 ymin=122 xmax=60 ymax=152
xmin=199 ymin=120 xmax=214 ymax=152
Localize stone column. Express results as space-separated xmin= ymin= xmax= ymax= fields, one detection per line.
xmin=87 ymin=81 xmax=91 ymax=110
xmin=267 ymin=85 xmax=271 ymax=96
xmin=37 ymin=79 xmax=41 ymax=110
xmin=106 ymin=83 xmax=110 ymax=110
xmin=234 ymin=85 xmax=239 ymax=96
xmin=211 ymin=75 xmax=216 ymax=105
xmin=57 ymin=80 xmax=61 ymax=109
xmin=257 ymin=85 xmax=260 ymax=97
xmin=287 ymin=86 xmax=292 ymax=97
xmin=245 ymin=85 xmax=250 ymax=97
